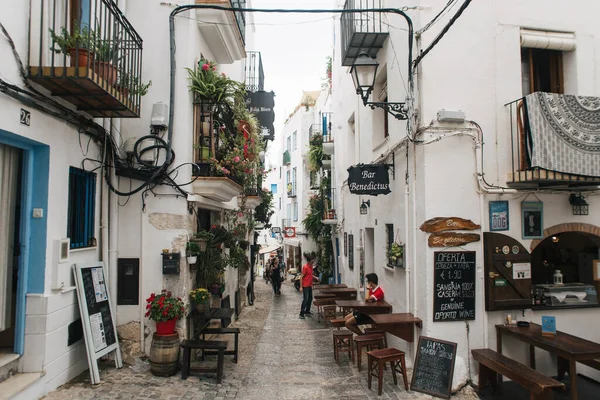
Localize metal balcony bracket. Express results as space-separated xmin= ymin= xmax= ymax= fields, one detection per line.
xmin=367 ymin=102 xmax=409 ymax=120
xmin=383 ymin=153 xmax=395 ymax=180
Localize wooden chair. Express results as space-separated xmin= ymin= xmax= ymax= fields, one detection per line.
xmin=332 ymin=330 xmax=355 ymax=363
xmin=363 ymin=327 xmax=388 ymax=348
xmin=354 ymin=333 xmax=385 ymax=372
xmin=322 ymin=305 xmax=338 ymax=323
xmin=367 ymin=348 xmax=409 ymax=396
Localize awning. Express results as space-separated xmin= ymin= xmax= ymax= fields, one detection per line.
xmin=259 ymin=244 xmax=281 ymax=255
xmin=284 ymin=238 xmax=302 ymax=247
xmin=520 ymin=29 xmax=576 ymax=51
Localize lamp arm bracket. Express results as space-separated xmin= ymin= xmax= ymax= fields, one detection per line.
xmin=366 ymin=102 xmax=409 ymax=120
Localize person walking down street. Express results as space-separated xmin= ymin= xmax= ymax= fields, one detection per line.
xmin=271 ymin=257 xmax=282 ymax=295
xmin=265 ymin=258 xmax=272 ymax=285
xmin=299 ymin=253 xmax=319 ymax=319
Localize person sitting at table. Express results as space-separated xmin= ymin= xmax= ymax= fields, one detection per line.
xmin=344 ymin=273 xmax=384 ymax=335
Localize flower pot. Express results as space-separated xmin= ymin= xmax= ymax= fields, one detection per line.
xmin=195 ymin=302 xmax=208 ymax=313
xmin=187 ymin=256 xmax=197 ymax=264
xmin=95 ymin=61 xmax=118 ymax=86
xmin=68 ymin=48 xmax=94 ymax=68
xmin=149 ymin=333 xmax=180 ymax=377
xmin=155 ymin=318 xmax=177 ymax=335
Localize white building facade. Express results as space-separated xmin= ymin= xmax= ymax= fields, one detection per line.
xmin=0 ymin=0 xmax=265 ymax=398
xmin=332 ymin=0 xmax=600 ymax=391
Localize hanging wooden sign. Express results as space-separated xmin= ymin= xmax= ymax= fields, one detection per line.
xmin=428 ymin=232 xmax=480 ymax=248
xmin=420 ymin=217 xmax=480 ymax=233
xmin=347 ymin=164 xmax=391 ymax=195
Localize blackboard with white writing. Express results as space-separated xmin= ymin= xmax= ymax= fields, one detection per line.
xmin=433 ymin=251 xmax=476 ymax=322
xmin=410 ymin=336 xmax=457 ymax=399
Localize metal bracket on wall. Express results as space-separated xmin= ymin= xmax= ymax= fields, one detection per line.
xmin=384 ymin=153 xmax=395 ymax=180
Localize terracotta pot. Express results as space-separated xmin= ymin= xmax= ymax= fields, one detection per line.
xmin=155 ymin=318 xmax=177 ymax=335
xmin=68 ymin=48 xmax=94 ymax=68
xmin=95 ymin=61 xmax=118 ymax=86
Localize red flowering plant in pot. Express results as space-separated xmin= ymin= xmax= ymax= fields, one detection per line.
xmin=145 ymin=290 xmax=185 ymax=335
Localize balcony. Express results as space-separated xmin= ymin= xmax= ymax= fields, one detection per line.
xmin=340 ymin=0 xmax=389 ymax=66
xmin=322 ymin=112 xmax=334 ymax=155
xmin=322 ymin=209 xmax=338 ymax=225
xmin=195 ymin=0 xmax=246 ymax=64
xmin=28 ymin=0 xmax=144 ymax=117
xmin=283 ymin=150 xmax=291 ymax=165
xmin=505 ymin=92 xmax=600 ymax=190
xmin=245 ymin=51 xmax=264 ymax=92
xmin=287 ymin=183 xmax=296 ymax=198
xmin=309 ymin=123 xmax=321 ymax=137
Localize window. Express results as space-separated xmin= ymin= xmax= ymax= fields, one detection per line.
xmin=287 ymin=136 xmax=291 ymax=151
xmin=383 ymin=96 xmax=389 ymax=138
xmin=385 ymin=224 xmax=394 ymax=254
xmin=521 ymin=48 xmax=563 ymax=96
xmin=293 ymin=202 xmax=298 ymax=221
xmin=372 ymin=71 xmax=388 ymax=145
xmin=292 ymin=131 xmax=297 ymax=150
xmin=70 ymin=0 xmax=92 ymax=30
xmin=309 ymin=171 xmax=318 ymax=188
xmin=68 ymin=166 xmax=96 ymax=249
xmin=271 ymin=183 xmax=277 ymax=194
xmin=286 ymin=203 xmax=291 ymax=222
xmin=286 ymin=170 xmax=290 ymax=186
xmin=278 ymin=197 xmax=282 ymax=210
xmin=292 ymin=167 xmax=297 ymax=195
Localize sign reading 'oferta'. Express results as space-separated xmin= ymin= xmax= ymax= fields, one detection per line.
xmin=347 ymin=164 xmax=391 ymax=195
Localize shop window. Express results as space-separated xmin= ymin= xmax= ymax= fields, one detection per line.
xmin=67 ymin=166 xmax=96 ymax=249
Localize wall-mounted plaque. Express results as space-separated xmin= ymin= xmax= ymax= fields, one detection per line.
xmin=347 ymin=164 xmax=391 ymax=196
xmin=420 ymin=217 xmax=480 ymax=233
xmin=428 ymin=232 xmax=480 ymax=248
xmin=489 ymin=201 xmax=509 ymax=231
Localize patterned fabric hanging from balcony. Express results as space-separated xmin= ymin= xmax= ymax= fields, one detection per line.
xmin=523 ymin=92 xmax=600 ymax=177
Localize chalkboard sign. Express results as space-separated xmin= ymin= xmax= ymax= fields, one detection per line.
xmin=348 ymin=234 xmax=354 ymax=270
xmin=73 ymin=263 xmax=122 ymax=384
xmin=410 ymin=336 xmax=457 ymax=399
xmin=433 ymin=251 xmax=476 ymax=322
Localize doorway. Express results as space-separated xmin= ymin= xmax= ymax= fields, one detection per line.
xmin=0 ymin=144 xmax=23 ymax=351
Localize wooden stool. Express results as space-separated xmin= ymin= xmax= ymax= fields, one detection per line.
xmin=180 ymin=340 xmax=227 ymax=383
xmin=354 ymin=334 xmax=385 ymax=372
xmin=329 ymin=318 xmax=347 ymax=330
xmin=367 ymin=348 xmax=409 ymax=395
xmin=364 ymin=328 xmax=388 ymax=348
xmin=322 ymin=305 xmax=337 ymax=323
xmin=332 ymin=330 xmax=355 ymax=363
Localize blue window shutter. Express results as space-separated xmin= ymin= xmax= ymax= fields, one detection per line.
xmin=68 ymin=167 xmax=96 ymax=249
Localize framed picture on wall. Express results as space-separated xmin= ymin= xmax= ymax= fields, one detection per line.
xmin=489 ymin=201 xmax=509 ymax=231
xmin=522 ymin=202 xmax=543 ymax=239
xmin=344 ymin=232 xmax=348 ymax=257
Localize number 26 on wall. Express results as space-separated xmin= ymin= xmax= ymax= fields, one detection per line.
xmin=20 ymin=108 xmax=31 ymax=126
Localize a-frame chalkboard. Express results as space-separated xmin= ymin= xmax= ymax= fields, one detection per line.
xmin=73 ymin=262 xmax=122 ymax=384
xmin=410 ymin=336 xmax=457 ymax=399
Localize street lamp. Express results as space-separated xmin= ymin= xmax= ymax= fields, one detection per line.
xmin=360 ymin=200 xmax=370 ymax=215
xmin=350 ymin=53 xmax=409 ymax=120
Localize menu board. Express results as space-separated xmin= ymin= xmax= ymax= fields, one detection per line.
xmin=410 ymin=336 xmax=457 ymax=399
xmin=73 ymin=262 xmax=122 ymax=384
xmin=433 ymin=251 xmax=476 ymax=322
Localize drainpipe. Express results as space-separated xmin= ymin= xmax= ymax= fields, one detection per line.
xmin=140 ymin=206 xmax=146 ymax=354
xmin=404 ymin=176 xmax=410 ymax=313
xmin=101 ymin=120 xmax=110 ymax=290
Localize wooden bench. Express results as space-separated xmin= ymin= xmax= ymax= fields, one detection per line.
xmin=181 ymin=340 xmax=227 ymax=383
xmin=472 ymin=348 xmax=564 ymax=400
xmin=199 ymin=327 xmax=240 ymax=363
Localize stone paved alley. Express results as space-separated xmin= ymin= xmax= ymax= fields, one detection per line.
xmin=43 ymin=280 xmax=479 ymax=400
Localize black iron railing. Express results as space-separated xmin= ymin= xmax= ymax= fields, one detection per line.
xmin=231 ymin=0 xmax=246 ymax=45
xmin=245 ymin=51 xmax=264 ymax=92
xmin=30 ymin=0 xmax=143 ymax=116
xmin=340 ymin=0 xmax=388 ymax=66
xmin=322 ymin=112 xmax=333 ymax=143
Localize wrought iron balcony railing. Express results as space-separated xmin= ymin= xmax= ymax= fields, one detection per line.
xmin=245 ymin=51 xmax=264 ymax=92
xmin=322 ymin=112 xmax=334 ymax=143
xmin=29 ymin=0 xmax=144 ymax=118
xmin=340 ymin=0 xmax=389 ymax=66
xmin=505 ymin=92 xmax=600 ymax=189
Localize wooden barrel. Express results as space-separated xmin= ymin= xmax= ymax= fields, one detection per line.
xmin=149 ymin=333 xmax=180 ymax=376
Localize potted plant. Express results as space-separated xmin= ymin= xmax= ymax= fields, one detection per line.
xmin=186 ymin=58 xmax=245 ymax=110
xmin=95 ymin=40 xmax=121 ymax=86
xmin=117 ymin=71 xmax=152 ymax=98
xmin=189 ymin=287 xmax=210 ymax=313
xmin=145 ymin=290 xmax=185 ymax=335
xmin=388 ymin=242 xmax=404 ymax=267
xmin=49 ymin=24 xmax=97 ymax=67
xmin=186 ymin=241 xmax=201 ymax=265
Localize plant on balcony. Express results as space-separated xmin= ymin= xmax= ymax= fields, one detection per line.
xmin=287 ymin=182 xmax=293 ymax=194
xmin=117 ymin=71 xmax=152 ymax=97
xmin=254 ymin=189 xmax=274 ymax=228
xmin=325 ymin=56 xmax=332 ymax=90
xmin=388 ymin=242 xmax=404 ymax=266
xmin=301 ymin=93 xmax=316 ymax=111
xmin=308 ymin=135 xmax=324 ymax=172
xmin=186 ymin=58 xmax=245 ymax=107
xmin=196 ymin=226 xmax=230 ymax=288
xmin=49 ymin=24 xmax=97 ymax=67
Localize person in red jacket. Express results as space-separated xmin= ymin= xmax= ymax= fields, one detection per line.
xmin=299 ymin=252 xmax=319 ymax=319
xmin=344 ymin=273 xmax=384 ymax=335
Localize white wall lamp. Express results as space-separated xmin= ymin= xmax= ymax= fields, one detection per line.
xmin=350 ymin=53 xmax=409 ymax=120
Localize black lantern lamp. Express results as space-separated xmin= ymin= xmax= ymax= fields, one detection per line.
xmin=350 ymin=53 xmax=409 ymax=120
xmin=569 ymin=193 xmax=589 ymax=215
xmin=360 ymin=200 xmax=371 ymax=215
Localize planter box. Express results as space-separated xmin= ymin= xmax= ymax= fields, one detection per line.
xmin=323 ymin=142 xmax=335 ymax=156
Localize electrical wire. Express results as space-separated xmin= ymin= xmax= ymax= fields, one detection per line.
xmin=416 ymin=0 xmax=459 ymax=36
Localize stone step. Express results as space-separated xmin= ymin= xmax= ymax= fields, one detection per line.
xmin=0 ymin=352 xmax=19 ymax=384
xmin=0 ymin=372 xmax=43 ymax=400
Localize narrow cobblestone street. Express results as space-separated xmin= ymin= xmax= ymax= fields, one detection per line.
xmin=43 ymin=280 xmax=479 ymax=400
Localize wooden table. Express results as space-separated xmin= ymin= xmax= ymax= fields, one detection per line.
xmin=334 ymin=300 xmax=392 ymax=315
xmin=369 ymin=313 xmax=423 ymax=343
xmin=496 ymin=322 xmax=600 ymax=400
xmin=316 ymin=288 xmax=357 ymax=300
xmin=314 ymin=284 xmax=347 ymax=289
xmin=314 ymin=293 xmax=337 ymax=300
xmin=186 ymin=308 xmax=235 ymax=340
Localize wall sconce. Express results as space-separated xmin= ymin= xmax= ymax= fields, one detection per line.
xmin=569 ymin=193 xmax=589 ymax=215
xmin=360 ymin=200 xmax=370 ymax=215
xmin=350 ymin=53 xmax=409 ymax=120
